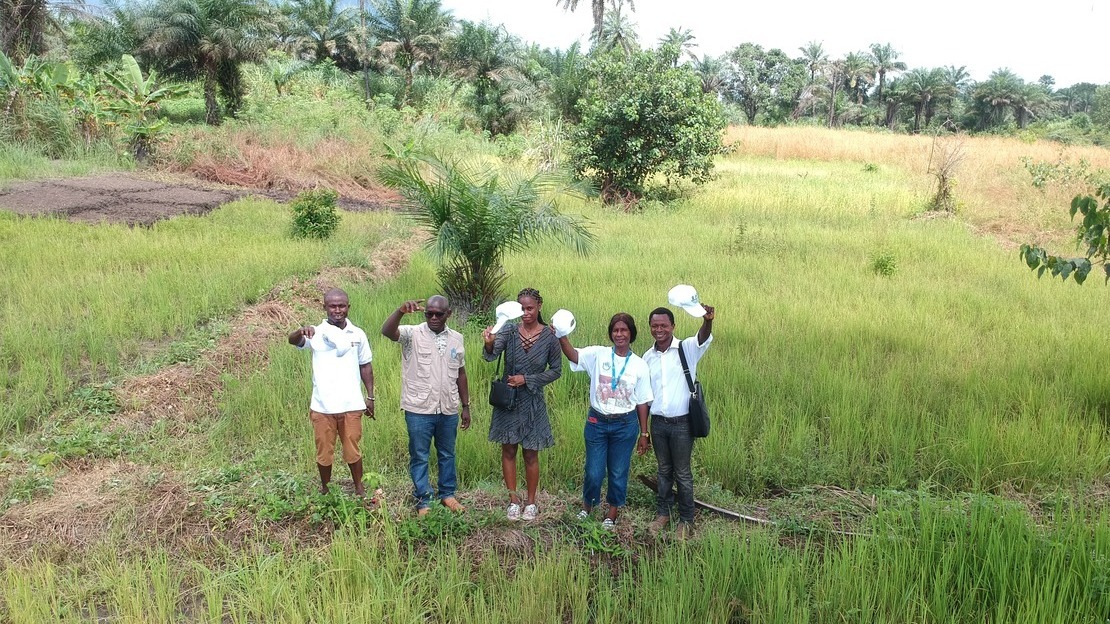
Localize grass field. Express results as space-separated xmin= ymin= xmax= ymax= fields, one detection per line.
xmin=2 ymin=127 xmax=1109 ymax=622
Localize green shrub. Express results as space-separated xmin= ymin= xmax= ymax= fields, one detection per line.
xmin=290 ymin=188 xmax=341 ymax=239
xmin=571 ymin=48 xmax=726 ymax=205
xmin=871 ymin=251 xmax=898 ymax=277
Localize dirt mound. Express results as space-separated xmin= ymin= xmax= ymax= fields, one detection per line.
xmin=0 ymin=172 xmax=396 ymax=226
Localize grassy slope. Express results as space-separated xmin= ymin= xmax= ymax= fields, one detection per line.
xmin=2 ymin=128 xmax=1110 ymax=622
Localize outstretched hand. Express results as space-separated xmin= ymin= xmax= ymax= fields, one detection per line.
xmin=399 ymin=300 xmax=425 ymax=314
xmin=702 ymin=304 xmax=715 ymax=321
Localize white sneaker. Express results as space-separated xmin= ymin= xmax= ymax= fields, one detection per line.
xmin=601 ymin=518 xmax=616 ymax=531
xmin=576 ymin=509 xmax=589 ymax=521
xmin=506 ymin=502 xmax=521 ymax=521
xmin=522 ymin=504 xmax=538 ymax=521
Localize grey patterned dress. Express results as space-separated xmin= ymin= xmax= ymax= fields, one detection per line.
xmin=483 ymin=323 xmax=562 ymax=450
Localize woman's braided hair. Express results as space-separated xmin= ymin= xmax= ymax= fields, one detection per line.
xmin=517 ymin=287 xmax=546 ymax=324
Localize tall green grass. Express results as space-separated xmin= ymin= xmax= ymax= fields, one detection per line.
xmin=0 ymin=199 xmax=389 ymax=432
xmin=205 ymin=153 xmax=1110 ymax=497
xmin=3 ymin=496 xmax=1107 ymax=622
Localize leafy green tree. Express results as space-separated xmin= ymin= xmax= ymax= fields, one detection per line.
xmin=141 ymin=0 xmax=271 ymax=125
xmin=901 ymin=67 xmax=950 ymax=133
xmin=367 ymin=0 xmax=452 ymax=107
xmin=867 ymin=42 xmax=905 ymax=104
xmin=1020 ymin=182 xmax=1110 ymax=284
xmin=1012 ymin=81 xmax=1052 ymax=129
xmin=570 ymin=47 xmax=725 ymax=204
xmin=1092 ymin=85 xmax=1110 ymax=127
xmin=280 ymin=0 xmax=359 ymax=66
xmin=448 ymin=20 xmax=534 ymax=136
xmin=721 ymin=43 xmax=794 ymax=125
xmin=377 ymin=153 xmax=594 ymax=312
xmin=556 ymin=0 xmax=614 ymax=44
xmin=68 ymin=0 xmax=144 ymax=72
xmin=262 ymin=51 xmax=307 ymax=95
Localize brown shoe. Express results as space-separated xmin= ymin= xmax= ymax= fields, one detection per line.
xmin=675 ymin=522 xmax=694 ymax=541
xmin=441 ymin=497 xmax=466 ymax=512
xmin=648 ymin=515 xmax=670 ymax=538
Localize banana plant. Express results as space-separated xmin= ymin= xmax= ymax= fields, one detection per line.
xmin=104 ymin=54 xmax=186 ymax=162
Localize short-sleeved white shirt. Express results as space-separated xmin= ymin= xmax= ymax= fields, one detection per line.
xmin=298 ymin=319 xmax=372 ymax=414
xmin=642 ymin=334 xmax=712 ymax=417
xmin=570 ymin=345 xmax=653 ymax=415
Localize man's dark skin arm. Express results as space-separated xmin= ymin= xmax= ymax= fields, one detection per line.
xmin=360 ymin=362 xmax=375 ymax=419
xmin=697 ymin=305 xmax=715 ymax=345
xmin=382 ymin=300 xmax=424 ymax=341
xmin=288 ymin=325 xmax=316 ymax=346
xmin=456 ymin=366 xmax=471 ymax=430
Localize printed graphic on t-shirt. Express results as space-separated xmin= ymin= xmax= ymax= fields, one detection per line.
xmin=596 ymin=358 xmax=635 ymax=411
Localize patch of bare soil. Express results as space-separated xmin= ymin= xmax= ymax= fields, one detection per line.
xmin=0 ymin=461 xmax=131 ymax=552
xmin=0 ymin=172 xmax=396 ymax=226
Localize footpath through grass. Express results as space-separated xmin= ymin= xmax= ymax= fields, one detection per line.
xmin=2 ymin=131 xmax=1110 ymax=622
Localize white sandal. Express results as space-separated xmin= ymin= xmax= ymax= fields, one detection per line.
xmin=522 ymin=504 xmax=538 ymax=521
xmin=506 ymin=502 xmax=522 ymax=521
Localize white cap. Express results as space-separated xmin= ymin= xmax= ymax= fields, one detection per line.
xmin=667 ymin=284 xmax=706 ymax=318
xmin=491 ymin=300 xmax=524 ymax=333
xmin=550 ymin=309 xmax=576 ymax=338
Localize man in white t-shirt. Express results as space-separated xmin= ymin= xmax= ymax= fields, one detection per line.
xmin=288 ymin=288 xmax=375 ymax=496
xmin=642 ymin=303 xmax=714 ymax=539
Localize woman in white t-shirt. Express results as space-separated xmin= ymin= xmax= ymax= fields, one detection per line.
xmin=557 ymin=312 xmax=654 ymax=530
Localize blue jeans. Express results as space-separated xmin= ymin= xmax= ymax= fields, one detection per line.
xmin=582 ymin=408 xmax=640 ymax=508
xmin=405 ymin=411 xmax=459 ymax=509
xmin=651 ymin=414 xmax=695 ymax=522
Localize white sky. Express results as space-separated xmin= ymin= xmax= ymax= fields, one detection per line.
xmin=441 ymin=0 xmax=1108 ymax=88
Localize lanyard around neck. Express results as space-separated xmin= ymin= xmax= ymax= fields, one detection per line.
xmin=610 ymin=347 xmax=631 ymax=390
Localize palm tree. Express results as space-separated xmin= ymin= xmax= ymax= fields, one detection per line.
xmin=691 ymin=53 xmax=723 ymax=95
xmin=1012 ymin=82 xmax=1052 ymax=129
xmin=867 ymin=42 xmax=905 ymax=104
xmin=658 ymin=26 xmax=695 ymax=66
xmin=557 ymin=0 xmax=633 ymax=44
xmin=798 ymin=40 xmax=826 ymax=84
xmin=901 ymin=67 xmax=948 ymax=133
xmin=842 ymin=51 xmax=873 ymax=105
xmin=448 ymin=20 xmax=535 ymax=135
xmin=280 ymin=0 xmax=359 ymax=64
xmin=595 ymin=0 xmax=636 ymax=54
xmin=973 ymin=68 xmax=1024 ymax=129
xmin=377 ymin=154 xmax=594 ymax=313
xmin=367 ymin=0 xmax=452 ymax=107
xmin=142 ymin=0 xmax=271 ymax=125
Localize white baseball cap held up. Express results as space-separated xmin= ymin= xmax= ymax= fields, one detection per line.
xmin=667 ymin=284 xmax=707 ymax=318
xmin=491 ymin=300 xmax=525 ymax=333
xmin=550 ymin=309 xmax=576 ymax=338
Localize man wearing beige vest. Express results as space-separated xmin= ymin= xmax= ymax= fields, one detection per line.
xmin=381 ymin=295 xmax=471 ymax=515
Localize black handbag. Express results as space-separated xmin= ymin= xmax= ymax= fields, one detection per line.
xmin=488 ymin=349 xmax=516 ymax=410
xmin=677 ymin=345 xmax=709 ymax=438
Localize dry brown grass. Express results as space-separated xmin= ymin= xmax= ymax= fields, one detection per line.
xmin=162 ymin=128 xmax=402 ymax=207
xmin=726 ymin=126 xmax=1110 ymax=246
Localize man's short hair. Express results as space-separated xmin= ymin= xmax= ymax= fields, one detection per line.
xmin=608 ymin=312 xmax=638 ymax=343
xmin=426 ymin=295 xmax=450 ymax=309
xmin=648 ymin=307 xmax=675 ymax=325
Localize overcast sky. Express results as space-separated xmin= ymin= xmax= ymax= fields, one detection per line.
xmin=440 ymin=0 xmax=1107 ymax=88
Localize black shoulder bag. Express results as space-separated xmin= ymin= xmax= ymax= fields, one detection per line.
xmin=677 ymin=345 xmax=709 ymax=438
xmin=488 ymin=348 xmax=516 ymax=410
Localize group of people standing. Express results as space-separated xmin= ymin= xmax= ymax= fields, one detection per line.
xmin=289 ymin=286 xmax=714 ymax=536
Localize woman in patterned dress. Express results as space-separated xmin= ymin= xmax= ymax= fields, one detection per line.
xmin=482 ymin=288 xmax=563 ymax=521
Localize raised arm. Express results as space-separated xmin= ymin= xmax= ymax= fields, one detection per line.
xmin=557 ymin=333 xmax=579 ymax=365
xmin=381 ymin=300 xmax=424 ymax=342
xmin=288 ymin=324 xmax=315 ymax=346
xmin=697 ymin=304 xmax=715 ymax=345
